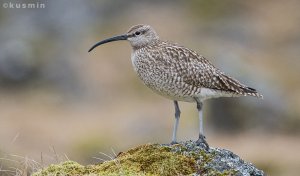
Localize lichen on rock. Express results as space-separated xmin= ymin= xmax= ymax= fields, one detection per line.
xmin=32 ymin=141 xmax=264 ymax=176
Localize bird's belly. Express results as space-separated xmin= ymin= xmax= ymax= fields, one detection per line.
xmin=145 ymin=82 xmax=237 ymax=102
xmin=150 ymin=86 xmax=196 ymax=102
xmin=134 ymin=67 xmax=237 ymax=102
xmin=135 ymin=69 xmax=197 ymax=102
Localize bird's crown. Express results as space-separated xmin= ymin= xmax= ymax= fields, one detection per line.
xmin=126 ymin=24 xmax=159 ymax=49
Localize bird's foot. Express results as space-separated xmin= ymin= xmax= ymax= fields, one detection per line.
xmin=196 ymin=134 xmax=209 ymax=151
xmin=170 ymin=141 xmax=178 ymax=145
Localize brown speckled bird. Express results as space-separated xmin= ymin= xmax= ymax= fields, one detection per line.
xmin=89 ymin=24 xmax=263 ymax=149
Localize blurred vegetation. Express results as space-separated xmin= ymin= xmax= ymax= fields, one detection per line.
xmin=0 ymin=0 xmax=299 ymax=175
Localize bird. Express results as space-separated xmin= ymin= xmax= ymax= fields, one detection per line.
xmin=88 ymin=24 xmax=262 ymax=149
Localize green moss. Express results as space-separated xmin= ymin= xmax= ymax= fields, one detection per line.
xmin=33 ymin=144 xmax=196 ymax=176
xmin=32 ymin=161 xmax=85 ymax=176
xmin=92 ymin=144 xmax=196 ymax=175
xmin=32 ymin=143 xmax=239 ymax=176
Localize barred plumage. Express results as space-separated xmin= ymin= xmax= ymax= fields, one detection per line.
xmin=132 ymin=40 xmax=262 ymax=102
xmin=89 ymin=24 xmax=263 ymax=148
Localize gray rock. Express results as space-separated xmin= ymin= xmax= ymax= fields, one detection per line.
xmin=165 ymin=140 xmax=265 ymax=176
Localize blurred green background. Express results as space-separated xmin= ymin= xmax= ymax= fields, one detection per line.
xmin=0 ymin=0 xmax=299 ymax=175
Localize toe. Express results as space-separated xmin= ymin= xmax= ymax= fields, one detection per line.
xmin=170 ymin=141 xmax=178 ymax=145
xmin=196 ymin=135 xmax=210 ymax=150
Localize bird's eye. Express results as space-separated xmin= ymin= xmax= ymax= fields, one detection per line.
xmin=135 ymin=31 xmax=141 ymax=35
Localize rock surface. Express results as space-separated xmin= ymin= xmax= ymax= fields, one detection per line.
xmin=32 ymin=141 xmax=264 ymax=176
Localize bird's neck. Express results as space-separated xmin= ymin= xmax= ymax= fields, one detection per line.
xmin=131 ymin=39 xmax=160 ymax=51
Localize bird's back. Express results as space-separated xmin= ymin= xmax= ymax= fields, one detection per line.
xmin=131 ymin=40 xmax=262 ymax=102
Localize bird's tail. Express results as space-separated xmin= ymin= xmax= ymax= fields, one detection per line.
xmin=241 ymin=86 xmax=263 ymax=99
xmin=221 ymin=74 xmax=263 ymax=99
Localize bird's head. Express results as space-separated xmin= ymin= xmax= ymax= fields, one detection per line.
xmin=88 ymin=24 xmax=159 ymax=52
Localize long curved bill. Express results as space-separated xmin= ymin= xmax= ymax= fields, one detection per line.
xmin=88 ymin=34 xmax=128 ymax=52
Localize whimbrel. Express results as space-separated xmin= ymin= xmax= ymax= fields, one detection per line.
xmin=88 ymin=24 xmax=262 ymax=149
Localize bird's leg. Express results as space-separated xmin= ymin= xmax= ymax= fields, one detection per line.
xmin=171 ymin=101 xmax=181 ymax=144
xmin=196 ymin=101 xmax=209 ymax=150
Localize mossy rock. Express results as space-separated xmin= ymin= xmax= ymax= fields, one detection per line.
xmin=32 ymin=141 xmax=264 ymax=176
